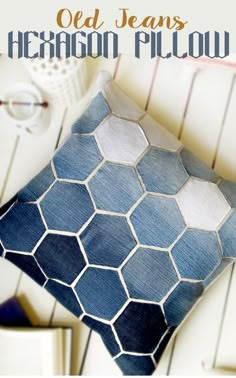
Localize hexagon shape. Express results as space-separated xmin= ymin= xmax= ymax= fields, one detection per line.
xmin=75 ymin=267 xmax=127 ymax=320
xmin=130 ymin=195 xmax=185 ymax=248
xmin=89 ymin=162 xmax=143 ymax=214
xmin=180 ymin=148 xmax=218 ymax=183
xmin=116 ymin=354 xmax=155 ymax=376
xmin=219 ymin=179 xmax=236 ymax=208
xmin=164 ymin=281 xmax=203 ymax=326
xmin=18 ymin=164 xmax=55 ymax=202
xmin=80 ymin=214 xmax=136 ymax=267
xmin=0 ymin=203 xmax=45 ymax=252
xmin=53 ymin=135 xmax=102 ymax=181
xmin=45 ymin=279 xmax=83 ymax=317
xmin=177 ymin=178 xmax=231 ymax=230
xmin=6 ymin=252 xmax=47 ymax=286
xmin=114 ymin=301 xmax=167 ymax=353
xmin=219 ymin=211 xmax=236 ymax=257
xmin=139 ymin=115 xmax=183 ymax=152
xmin=104 ymin=81 xmax=144 ymax=121
xmin=171 ymin=229 xmax=221 ymax=280
xmin=137 ymin=148 xmax=188 ymax=195
xmin=35 ymin=234 xmax=86 ymax=284
xmin=122 ymin=248 xmax=178 ymax=302
xmin=95 ymin=116 xmax=148 ymax=164
xmin=72 ymin=92 xmax=110 ymax=134
xmin=40 ymin=182 xmax=94 ymax=232
xmin=204 ymin=258 xmax=234 ymax=288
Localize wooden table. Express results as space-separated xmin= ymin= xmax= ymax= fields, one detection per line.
xmin=0 ymin=54 xmax=236 ymax=375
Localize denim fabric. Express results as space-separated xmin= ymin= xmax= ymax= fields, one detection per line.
xmin=1 ymin=73 xmax=236 ymax=376
xmin=153 ymin=326 xmax=176 ymax=363
xmin=54 ymin=135 xmax=102 ymax=181
xmin=114 ymin=301 xmax=167 ymax=353
xmin=72 ymin=92 xmax=110 ymax=134
xmin=171 ymin=229 xmax=221 ymax=280
xmin=130 ymin=195 xmax=185 ymax=247
xmin=35 ymin=234 xmax=86 ymax=284
xmin=95 ymin=116 xmax=148 ymax=164
xmin=0 ymin=242 xmax=3 ymax=257
xmin=0 ymin=203 xmax=45 ymax=251
xmin=219 ymin=211 xmax=236 ymax=257
xmin=164 ymin=281 xmax=203 ymax=326
xmin=137 ymin=148 xmax=188 ymax=194
xmin=89 ymin=162 xmax=143 ymax=213
xmin=115 ymin=354 xmax=155 ymax=376
xmin=180 ymin=148 xmax=218 ymax=183
xmin=219 ymin=179 xmax=236 ymax=207
xmin=203 ymin=258 xmax=234 ymax=288
xmin=104 ymin=81 xmax=144 ymax=121
xmin=0 ymin=195 xmax=17 ymax=217
xmin=80 ymin=214 xmax=136 ymax=267
xmin=75 ymin=267 xmax=127 ymax=320
xmin=177 ymin=178 xmax=230 ymax=231
xmin=18 ymin=164 xmax=55 ymax=202
xmin=83 ymin=316 xmax=120 ymax=356
xmin=122 ymin=248 xmax=178 ymax=301
xmin=40 ymin=182 xmax=94 ymax=232
xmin=45 ymin=279 xmax=83 ymax=317
xmin=140 ymin=114 xmax=183 ymax=151
xmin=6 ymin=252 xmax=47 ymax=286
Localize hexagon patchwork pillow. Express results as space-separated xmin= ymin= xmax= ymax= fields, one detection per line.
xmin=1 ymin=72 xmax=236 ymax=375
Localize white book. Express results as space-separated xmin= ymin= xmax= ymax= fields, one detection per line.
xmin=0 ymin=327 xmax=72 ymax=376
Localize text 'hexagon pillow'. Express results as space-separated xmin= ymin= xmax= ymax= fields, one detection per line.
xmin=0 ymin=72 xmax=236 ymax=375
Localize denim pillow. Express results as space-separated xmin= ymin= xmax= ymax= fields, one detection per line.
xmin=0 ymin=72 xmax=236 ymax=375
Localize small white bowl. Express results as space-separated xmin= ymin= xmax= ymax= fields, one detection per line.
xmin=2 ymin=83 xmax=43 ymax=133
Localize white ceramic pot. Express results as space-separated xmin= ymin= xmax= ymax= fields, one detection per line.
xmin=2 ymin=83 xmax=44 ymax=134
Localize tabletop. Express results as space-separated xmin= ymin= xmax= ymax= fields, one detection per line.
xmin=0 ymin=54 xmax=236 ymax=375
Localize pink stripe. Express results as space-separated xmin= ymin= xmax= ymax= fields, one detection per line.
xmin=186 ymin=57 xmax=236 ymax=69
xmin=113 ymin=54 xmax=122 ymax=79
